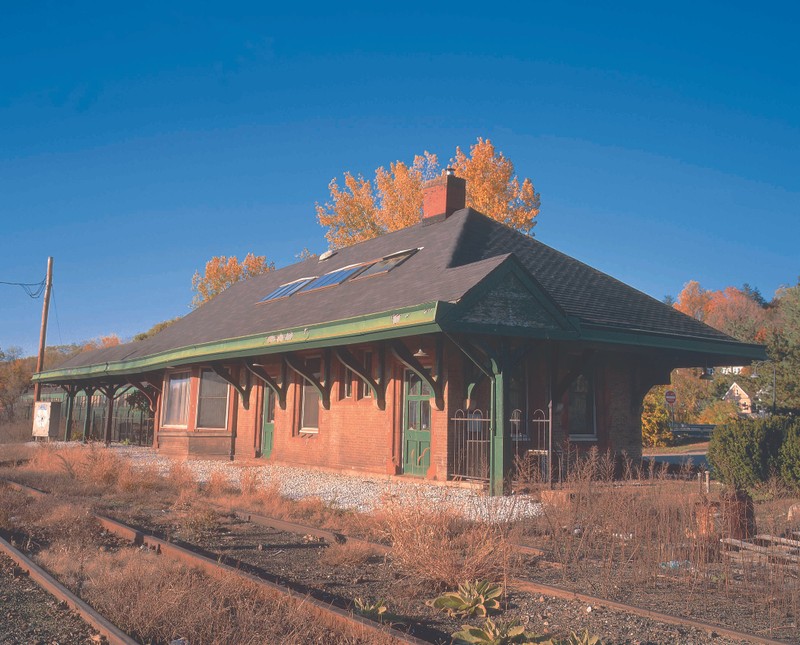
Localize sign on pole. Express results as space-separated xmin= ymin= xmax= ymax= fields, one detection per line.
xmin=665 ymin=390 xmax=677 ymax=405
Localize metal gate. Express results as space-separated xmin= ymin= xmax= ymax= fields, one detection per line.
xmin=450 ymin=408 xmax=552 ymax=484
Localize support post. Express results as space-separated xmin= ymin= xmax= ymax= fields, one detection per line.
xmin=82 ymin=389 xmax=94 ymax=443
xmin=63 ymin=387 xmax=75 ymax=442
xmin=33 ymin=256 xmax=53 ymax=402
xmin=490 ymin=363 xmax=507 ymax=496
xmin=104 ymin=392 xmax=114 ymax=447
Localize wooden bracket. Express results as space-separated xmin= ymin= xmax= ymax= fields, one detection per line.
xmin=127 ymin=379 xmax=161 ymax=413
xmin=245 ymin=360 xmax=288 ymax=410
xmin=59 ymin=383 xmax=79 ymax=399
xmin=210 ymin=362 xmax=251 ymax=410
xmin=390 ymin=340 xmax=444 ymax=410
xmin=98 ymin=383 xmax=121 ymax=399
xmin=284 ymin=352 xmax=332 ymax=410
xmin=334 ymin=346 xmax=386 ymax=410
xmin=446 ymin=334 xmax=494 ymax=408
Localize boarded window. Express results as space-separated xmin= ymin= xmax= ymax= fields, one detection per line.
xmin=163 ymin=372 xmax=190 ymax=427
xmin=197 ymin=369 xmax=229 ymax=429
xmin=300 ymin=358 xmax=321 ymax=433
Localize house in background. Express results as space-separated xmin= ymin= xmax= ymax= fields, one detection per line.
xmin=32 ymin=173 xmax=765 ymax=494
xmin=723 ymin=381 xmax=754 ymax=415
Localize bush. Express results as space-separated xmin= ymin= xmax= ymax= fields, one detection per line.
xmin=779 ymin=419 xmax=800 ymax=489
xmin=707 ymin=417 xmax=787 ymax=490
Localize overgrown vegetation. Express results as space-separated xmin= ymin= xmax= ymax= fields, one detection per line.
xmin=707 ymin=416 xmax=800 ymax=491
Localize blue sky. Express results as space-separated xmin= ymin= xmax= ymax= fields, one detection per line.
xmin=2 ymin=1 xmax=798 ymax=356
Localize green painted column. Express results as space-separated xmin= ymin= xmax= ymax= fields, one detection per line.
xmin=490 ymin=367 xmax=508 ymax=496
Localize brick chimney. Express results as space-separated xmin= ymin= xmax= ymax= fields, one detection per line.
xmin=422 ymin=168 xmax=466 ymax=224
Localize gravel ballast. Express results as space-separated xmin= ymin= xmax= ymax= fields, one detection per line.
xmin=43 ymin=442 xmax=542 ymax=521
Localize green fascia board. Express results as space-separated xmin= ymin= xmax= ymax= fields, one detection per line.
xmin=439 ymin=255 xmax=581 ymax=334
xmin=578 ymin=325 xmax=767 ymax=361
xmin=439 ymin=320 xmax=580 ymax=340
xmin=33 ymin=302 xmax=442 ymax=383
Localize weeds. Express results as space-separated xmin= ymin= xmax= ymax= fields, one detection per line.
xmin=353 ymin=597 xmax=388 ymax=620
xmin=429 ymin=580 xmax=503 ymax=618
xmin=379 ymin=491 xmax=517 ymax=589
xmin=319 ymin=540 xmax=380 ymax=567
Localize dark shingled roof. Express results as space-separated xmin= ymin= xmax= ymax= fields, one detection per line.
xmin=51 ymin=208 xmax=739 ymax=372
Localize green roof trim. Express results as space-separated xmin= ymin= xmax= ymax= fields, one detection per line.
xmin=578 ymin=324 xmax=767 ymax=362
xmin=33 ymin=302 xmax=442 ymax=383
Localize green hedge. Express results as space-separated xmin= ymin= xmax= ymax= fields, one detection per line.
xmin=707 ymin=417 xmax=799 ymax=490
xmin=780 ymin=422 xmax=800 ymax=487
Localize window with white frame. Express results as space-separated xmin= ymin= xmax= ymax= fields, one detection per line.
xmin=196 ymin=369 xmax=230 ymax=429
xmin=162 ymin=372 xmax=190 ymax=427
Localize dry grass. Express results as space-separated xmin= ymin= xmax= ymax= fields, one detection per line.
xmin=377 ymin=492 xmax=517 ymax=590
xmin=319 ymin=540 xmax=382 ymax=568
xmin=38 ymin=541 xmax=384 ymax=644
xmin=519 ymin=447 xmax=800 ymax=635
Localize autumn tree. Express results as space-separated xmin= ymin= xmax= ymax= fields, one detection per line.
xmin=191 ymin=253 xmax=275 ymax=308
xmin=674 ymin=280 xmax=712 ymax=322
xmin=82 ymin=334 xmax=122 ymax=352
xmin=316 ymin=139 xmax=540 ymax=249
xmin=134 ymin=317 xmax=182 ymax=342
xmin=451 ymin=139 xmax=540 ymax=233
xmin=674 ymin=281 xmax=768 ymax=343
xmin=641 ymin=386 xmax=672 ymax=447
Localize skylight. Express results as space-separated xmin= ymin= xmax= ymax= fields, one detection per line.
xmin=298 ymin=264 xmax=367 ymax=294
xmin=259 ymin=277 xmax=315 ymax=302
xmin=354 ymin=249 xmax=417 ymax=280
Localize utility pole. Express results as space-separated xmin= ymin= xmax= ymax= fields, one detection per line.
xmin=33 ymin=257 xmax=53 ymax=402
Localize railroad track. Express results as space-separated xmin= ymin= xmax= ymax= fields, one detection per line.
xmin=0 ymin=478 xmax=427 ymax=645
xmin=1 ymin=476 xmax=791 ymax=645
xmin=0 ymin=534 xmax=137 ymax=645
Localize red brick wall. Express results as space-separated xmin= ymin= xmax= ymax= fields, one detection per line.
xmin=234 ymin=339 xmax=452 ymax=479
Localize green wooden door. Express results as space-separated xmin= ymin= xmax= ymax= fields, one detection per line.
xmin=261 ymin=389 xmax=275 ymax=458
xmin=403 ymin=371 xmax=432 ymax=476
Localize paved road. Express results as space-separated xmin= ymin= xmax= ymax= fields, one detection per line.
xmin=645 ymin=452 xmax=708 ymax=470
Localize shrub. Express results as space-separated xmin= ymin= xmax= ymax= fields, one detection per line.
xmin=779 ymin=419 xmax=800 ymax=489
xmin=707 ymin=417 xmax=786 ymax=490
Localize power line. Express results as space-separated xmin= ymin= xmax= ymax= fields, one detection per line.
xmin=51 ymin=284 xmax=64 ymax=346
xmin=0 ymin=276 xmax=46 ymax=298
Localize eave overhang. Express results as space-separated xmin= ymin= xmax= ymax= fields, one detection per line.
xmin=33 ymin=301 xmax=443 ymax=384
xmin=577 ymin=323 xmax=767 ymax=365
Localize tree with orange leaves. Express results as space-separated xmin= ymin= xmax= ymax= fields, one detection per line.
xmin=191 ymin=253 xmax=275 ymax=308
xmin=82 ymin=334 xmax=122 ymax=352
xmin=674 ymin=281 xmax=767 ymax=343
xmin=316 ymin=139 xmax=540 ymax=249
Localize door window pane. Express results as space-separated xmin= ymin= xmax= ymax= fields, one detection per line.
xmin=265 ymin=389 xmax=275 ymax=423
xmin=420 ymin=400 xmax=431 ymax=430
xmin=163 ymin=372 xmax=190 ymax=426
xmin=197 ymin=369 xmax=229 ymax=429
xmin=407 ymin=371 xmax=420 ymax=396
xmin=407 ymin=400 xmax=419 ymax=430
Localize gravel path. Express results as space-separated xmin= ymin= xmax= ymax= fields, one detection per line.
xmin=46 ymin=442 xmax=542 ymax=521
